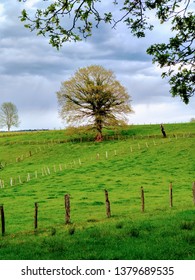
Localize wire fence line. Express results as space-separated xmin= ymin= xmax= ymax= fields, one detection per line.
xmin=1 ymin=131 xmax=194 ymax=168
xmin=0 ymin=131 xmax=195 ymax=145
xmin=1 ymin=183 xmax=195 ymax=236
xmin=0 ymin=136 xmax=191 ymax=189
xmin=0 ymin=142 xmax=58 ymax=168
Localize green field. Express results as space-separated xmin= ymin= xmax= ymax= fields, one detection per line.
xmin=0 ymin=123 xmax=195 ymax=260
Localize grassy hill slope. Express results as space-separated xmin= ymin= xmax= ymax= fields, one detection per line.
xmin=0 ymin=123 xmax=195 ymax=259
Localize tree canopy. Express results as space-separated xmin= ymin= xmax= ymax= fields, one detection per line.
xmin=18 ymin=0 xmax=195 ymax=103
xmin=57 ymin=65 xmax=133 ymax=141
xmin=0 ymin=102 xmax=20 ymax=131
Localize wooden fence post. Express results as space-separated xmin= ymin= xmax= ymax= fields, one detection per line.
xmin=105 ymin=190 xmax=111 ymax=218
xmin=65 ymin=194 xmax=70 ymax=224
xmin=141 ymin=187 xmax=145 ymax=212
xmin=145 ymin=142 xmax=149 ymax=148
xmin=192 ymin=182 xmax=195 ymax=206
xmin=169 ymin=182 xmax=173 ymax=208
xmin=18 ymin=175 xmax=22 ymax=184
xmin=34 ymin=202 xmax=38 ymax=230
xmin=0 ymin=205 xmax=5 ymax=236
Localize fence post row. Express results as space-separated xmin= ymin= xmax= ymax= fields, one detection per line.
xmin=1 ymin=136 xmax=188 ymax=189
xmin=1 ymin=182 xmax=195 ymax=234
xmin=105 ymin=189 xmax=111 ymax=218
xmin=0 ymin=205 xmax=5 ymax=236
xmin=65 ymin=194 xmax=70 ymax=224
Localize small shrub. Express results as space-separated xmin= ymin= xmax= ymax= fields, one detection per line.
xmin=128 ymin=228 xmax=140 ymax=238
xmin=116 ymin=222 xmax=124 ymax=229
xmin=87 ymin=219 xmax=98 ymax=223
xmin=68 ymin=227 xmax=75 ymax=235
xmin=183 ymin=233 xmax=195 ymax=244
xmin=180 ymin=221 xmax=194 ymax=230
xmin=92 ymin=201 xmax=104 ymax=206
xmin=51 ymin=227 xmax=56 ymax=236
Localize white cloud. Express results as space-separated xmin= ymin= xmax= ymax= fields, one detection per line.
xmin=22 ymin=0 xmax=42 ymax=9
xmin=129 ymin=100 xmax=195 ymax=125
xmin=0 ymin=3 xmax=6 ymax=24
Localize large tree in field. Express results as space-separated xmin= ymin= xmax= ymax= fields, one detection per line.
xmin=57 ymin=65 xmax=133 ymax=141
xmin=0 ymin=102 xmax=20 ymax=131
xmin=18 ymin=0 xmax=195 ymax=104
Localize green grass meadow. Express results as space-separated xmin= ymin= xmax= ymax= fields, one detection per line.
xmin=0 ymin=123 xmax=195 ymax=259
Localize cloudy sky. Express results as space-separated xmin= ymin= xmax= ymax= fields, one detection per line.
xmin=0 ymin=1 xmax=194 ymax=130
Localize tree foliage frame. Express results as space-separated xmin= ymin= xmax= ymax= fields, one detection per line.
xmin=18 ymin=0 xmax=195 ymax=103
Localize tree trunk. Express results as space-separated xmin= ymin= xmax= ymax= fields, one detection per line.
xmin=95 ymin=132 xmax=103 ymax=142
xmin=95 ymin=118 xmax=103 ymax=141
xmin=160 ymin=124 xmax=166 ymax=137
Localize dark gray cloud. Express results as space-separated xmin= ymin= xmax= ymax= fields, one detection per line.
xmin=0 ymin=0 xmax=194 ymax=130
